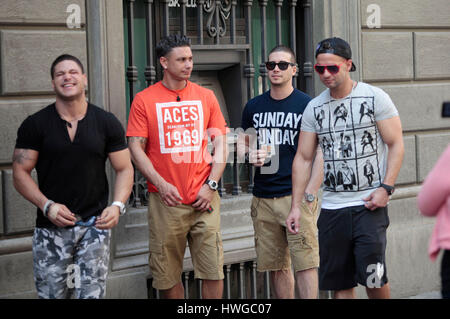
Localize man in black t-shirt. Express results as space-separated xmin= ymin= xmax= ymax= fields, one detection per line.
xmin=12 ymin=54 xmax=133 ymax=299
xmin=238 ymin=46 xmax=324 ymax=299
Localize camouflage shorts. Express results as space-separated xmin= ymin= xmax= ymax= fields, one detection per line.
xmin=32 ymin=225 xmax=111 ymax=299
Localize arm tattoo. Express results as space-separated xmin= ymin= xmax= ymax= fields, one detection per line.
xmin=12 ymin=149 xmax=32 ymax=164
xmin=127 ymin=137 xmax=148 ymax=150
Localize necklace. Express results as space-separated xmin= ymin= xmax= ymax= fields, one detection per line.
xmin=56 ymin=101 xmax=88 ymax=128
xmin=60 ymin=112 xmax=87 ymax=128
xmin=161 ymin=80 xmax=187 ymax=102
xmin=328 ymin=81 xmax=356 ymax=159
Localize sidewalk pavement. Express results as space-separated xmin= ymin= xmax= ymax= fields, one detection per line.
xmin=406 ymin=291 xmax=441 ymax=299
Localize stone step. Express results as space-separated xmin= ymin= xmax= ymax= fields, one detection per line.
xmin=114 ymin=196 xmax=255 ymax=265
xmin=221 ymin=208 xmax=252 ymax=230
xmin=126 ymin=193 xmax=253 ymax=217
xmin=124 ymin=193 xmax=253 ymax=231
xmin=219 ymin=193 xmax=253 ymax=212
xmin=123 ymin=207 xmax=147 ymax=225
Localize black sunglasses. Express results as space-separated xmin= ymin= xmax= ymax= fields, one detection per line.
xmin=265 ymin=61 xmax=296 ymax=71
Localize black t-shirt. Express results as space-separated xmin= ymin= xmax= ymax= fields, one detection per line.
xmin=15 ymin=103 xmax=128 ymax=228
xmin=241 ymin=89 xmax=311 ymax=198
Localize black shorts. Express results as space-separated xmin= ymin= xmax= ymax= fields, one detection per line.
xmin=318 ymin=205 xmax=390 ymax=291
xmin=441 ymin=250 xmax=450 ymax=299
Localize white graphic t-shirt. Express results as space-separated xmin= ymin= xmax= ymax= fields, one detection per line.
xmin=301 ymin=82 xmax=399 ymax=209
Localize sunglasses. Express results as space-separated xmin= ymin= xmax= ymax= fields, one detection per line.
xmin=314 ymin=62 xmax=345 ymax=75
xmin=265 ymin=61 xmax=296 ymax=71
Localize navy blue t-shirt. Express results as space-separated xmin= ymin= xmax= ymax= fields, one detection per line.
xmin=241 ymin=89 xmax=311 ymax=198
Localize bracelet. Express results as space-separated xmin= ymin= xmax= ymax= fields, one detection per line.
xmin=43 ymin=200 xmax=55 ymax=218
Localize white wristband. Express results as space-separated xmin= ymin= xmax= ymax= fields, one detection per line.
xmin=43 ymin=200 xmax=55 ymax=218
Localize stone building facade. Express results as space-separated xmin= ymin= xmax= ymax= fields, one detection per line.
xmin=0 ymin=0 xmax=449 ymax=298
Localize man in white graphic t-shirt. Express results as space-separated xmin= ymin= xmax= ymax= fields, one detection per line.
xmin=286 ymin=37 xmax=404 ymax=299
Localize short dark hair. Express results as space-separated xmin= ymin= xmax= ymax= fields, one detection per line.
xmin=268 ymin=45 xmax=296 ymax=63
xmin=50 ymin=54 xmax=84 ymax=79
xmin=156 ymin=34 xmax=191 ymax=59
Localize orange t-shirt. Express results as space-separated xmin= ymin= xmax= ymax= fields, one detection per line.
xmin=126 ymin=81 xmax=228 ymax=204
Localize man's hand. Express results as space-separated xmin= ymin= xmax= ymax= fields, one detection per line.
xmin=363 ymin=187 xmax=389 ymax=211
xmin=286 ymin=207 xmax=301 ymax=234
xmin=96 ymin=205 xmax=120 ymax=229
xmin=192 ymin=184 xmax=214 ymax=212
xmin=47 ymin=203 xmax=76 ymax=227
xmin=157 ymin=180 xmax=183 ymax=207
xmin=249 ymin=149 xmax=268 ymax=167
xmin=128 ymin=136 xmax=182 ymax=206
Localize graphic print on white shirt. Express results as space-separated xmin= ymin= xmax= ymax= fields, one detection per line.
xmin=301 ymin=82 xmax=399 ymax=208
xmin=156 ymin=100 xmax=204 ymax=154
xmin=315 ymin=95 xmax=381 ymax=193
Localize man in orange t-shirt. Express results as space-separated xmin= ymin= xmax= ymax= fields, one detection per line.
xmin=127 ymin=34 xmax=228 ymax=299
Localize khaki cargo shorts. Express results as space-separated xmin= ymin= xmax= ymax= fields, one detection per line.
xmin=148 ymin=191 xmax=224 ymax=290
xmin=251 ymin=195 xmax=319 ymax=273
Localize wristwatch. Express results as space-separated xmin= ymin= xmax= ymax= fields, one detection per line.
xmin=112 ymin=201 xmax=126 ymax=216
xmin=205 ymin=179 xmax=218 ymax=191
xmin=380 ymin=183 xmax=395 ymax=196
xmin=304 ymin=192 xmax=316 ymax=202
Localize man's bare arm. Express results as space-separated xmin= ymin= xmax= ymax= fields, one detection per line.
xmin=363 ymin=116 xmax=404 ymax=210
xmin=127 ymin=136 xmax=182 ymax=206
xmin=192 ymin=133 xmax=229 ymax=212
xmin=96 ymin=148 xmax=134 ymax=229
xmin=108 ymin=148 xmax=134 ymax=204
xmin=127 ymin=137 xmax=163 ymax=187
xmin=13 ymin=148 xmax=76 ymax=227
xmin=287 ymin=131 xmax=319 ymax=233
xmin=12 ymin=148 xmax=47 ymax=211
xmin=290 ymin=132 xmax=320 ymax=210
xmin=304 ymin=147 xmax=324 ymax=197
xmin=377 ymin=116 xmax=404 ymax=186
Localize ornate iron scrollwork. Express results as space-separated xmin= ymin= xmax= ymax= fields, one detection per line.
xmin=128 ymin=169 xmax=149 ymax=207
xmin=204 ymin=0 xmax=232 ymax=38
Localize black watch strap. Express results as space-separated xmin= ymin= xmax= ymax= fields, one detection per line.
xmin=380 ymin=183 xmax=395 ymax=195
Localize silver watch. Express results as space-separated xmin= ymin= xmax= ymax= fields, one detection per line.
xmin=205 ymin=179 xmax=218 ymax=191
xmin=304 ymin=192 xmax=316 ymax=202
xmin=111 ymin=201 xmax=126 ymax=216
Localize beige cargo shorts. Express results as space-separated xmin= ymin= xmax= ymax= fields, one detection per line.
xmin=147 ymin=191 xmax=224 ymax=290
xmin=251 ymin=195 xmax=319 ymax=273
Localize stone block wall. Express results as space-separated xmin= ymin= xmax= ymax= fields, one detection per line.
xmin=360 ymin=0 xmax=450 ymax=181
xmin=358 ymin=0 xmax=450 ymax=297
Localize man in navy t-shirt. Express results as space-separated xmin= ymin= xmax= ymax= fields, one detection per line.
xmin=239 ymin=45 xmax=324 ymax=299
